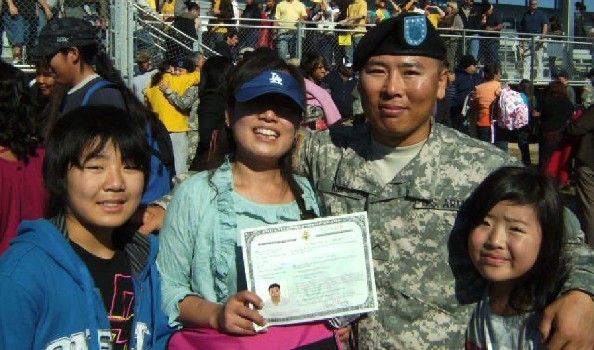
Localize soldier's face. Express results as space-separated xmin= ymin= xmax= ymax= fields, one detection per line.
xmin=358 ymin=55 xmax=447 ymax=147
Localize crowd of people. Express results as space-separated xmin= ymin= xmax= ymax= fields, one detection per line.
xmin=2 ymin=5 xmax=594 ymax=350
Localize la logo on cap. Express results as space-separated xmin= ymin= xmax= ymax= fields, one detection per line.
xmin=270 ymin=72 xmax=283 ymax=86
xmin=57 ymin=37 xmax=69 ymax=43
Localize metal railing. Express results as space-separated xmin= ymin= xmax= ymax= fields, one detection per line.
xmin=4 ymin=0 xmax=591 ymax=87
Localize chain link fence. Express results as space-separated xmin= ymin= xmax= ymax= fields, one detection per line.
xmin=3 ymin=0 xmax=592 ymax=86
xmin=1 ymin=0 xmax=110 ymax=64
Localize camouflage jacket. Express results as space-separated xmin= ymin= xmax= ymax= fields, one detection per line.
xmin=294 ymin=122 xmax=594 ymax=349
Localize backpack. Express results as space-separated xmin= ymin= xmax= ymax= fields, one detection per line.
xmin=493 ymin=86 xmax=529 ymax=130
xmin=81 ymin=79 xmax=176 ymax=180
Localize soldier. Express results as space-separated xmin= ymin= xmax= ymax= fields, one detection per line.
xmin=294 ymin=13 xmax=594 ymax=349
xmin=142 ymin=13 xmax=594 ymax=349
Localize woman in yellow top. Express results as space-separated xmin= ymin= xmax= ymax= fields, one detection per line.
xmin=470 ymin=63 xmax=501 ymax=144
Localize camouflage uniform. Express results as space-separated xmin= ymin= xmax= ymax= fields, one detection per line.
xmin=294 ymin=121 xmax=594 ymax=349
xmin=163 ymin=85 xmax=200 ymax=168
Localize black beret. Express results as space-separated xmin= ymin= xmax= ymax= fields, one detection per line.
xmin=353 ymin=13 xmax=446 ymax=71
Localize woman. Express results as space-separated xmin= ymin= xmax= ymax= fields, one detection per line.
xmin=536 ymin=80 xmax=574 ymax=169
xmin=0 ymin=61 xmax=47 ymax=255
xmin=469 ymin=63 xmax=502 ymax=146
xmin=157 ymin=55 xmax=342 ymax=349
xmin=299 ymin=53 xmax=341 ymax=130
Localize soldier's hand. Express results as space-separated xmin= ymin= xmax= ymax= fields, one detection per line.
xmin=216 ymin=291 xmax=265 ymax=335
xmin=337 ymin=325 xmax=351 ymax=343
xmin=540 ymin=290 xmax=594 ymax=350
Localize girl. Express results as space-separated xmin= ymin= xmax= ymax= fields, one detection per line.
xmin=0 ymin=61 xmax=47 ymax=254
xmin=469 ymin=63 xmax=502 ymax=146
xmin=157 ymin=55 xmax=342 ymax=349
xmin=0 ymin=106 xmax=173 ymax=349
xmin=299 ymin=53 xmax=341 ymax=130
xmin=463 ymin=166 xmax=568 ymax=349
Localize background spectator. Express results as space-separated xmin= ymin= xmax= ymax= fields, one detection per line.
xmin=451 ymin=54 xmax=483 ymax=133
xmin=214 ymin=28 xmax=239 ymax=62
xmin=479 ymin=3 xmax=502 ymax=64
xmin=275 ymin=0 xmax=308 ymax=59
xmin=323 ymin=60 xmax=358 ymax=119
xmin=193 ymin=56 xmax=233 ymax=169
xmin=342 ymin=0 xmax=367 ymax=64
xmin=519 ymin=0 xmax=548 ymax=80
xmin=0 ymin=61 xmax=47 ymax=255
xmin=2 ymin=0 xmax=40 ymax=63
xmin=516 ymin=79 xmax=537 ymax=165
xmin=458 ymin=0 xmax=487 ymax=62
xmin=469 ymin=63 xmax=502 ymax=146
xmin=437 ymin=2 xmax=463 ymax=67
xmin=566 ymin=105 xmax=594 ymax=247
xmin=556 ymin=69 xmax=576 ymax=106
xmin=546 ymin=16 xmax=564 ymax=79
xmin=240 ymin=0 xmax=262 ymax=49
xmin=535 ymin=80 xmax=574 ymax=168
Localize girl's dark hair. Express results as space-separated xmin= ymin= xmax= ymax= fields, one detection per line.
xmin=199 ymin=56 xmax=233 ymax=97
xmin=482 ymin=63 xmax=500 ymax=81
xmin=461 ymin=166 xmax=568 ymax=313
xmin=207 ymin=55 xmax=313 ymax=219
xmin=44 ymin=106 xmax=150 ymax=216
xmin=0 ymin=61 xmax=43 ymax=163
xmin=300 ymin=52 xmax=328 ymax=81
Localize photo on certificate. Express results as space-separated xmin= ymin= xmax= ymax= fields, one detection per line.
xmin=241 ymin=212 xmax=378 ymax=326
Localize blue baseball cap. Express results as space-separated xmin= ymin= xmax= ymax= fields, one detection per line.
xmin=234 ymin=70 xmax=305 ymax=111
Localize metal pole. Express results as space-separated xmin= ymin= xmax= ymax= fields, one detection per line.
xmin=126 ymin=2 xmax=134 ymax=87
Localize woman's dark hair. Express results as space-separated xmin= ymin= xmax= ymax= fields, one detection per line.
xmin=482 ymin=63 xmax=500 ymax=81
xmin=460 ymin=166 xmax=568 ymax=313
xmin=199 ymin=56 xmax=233 ymax=97
xmin=300 ymin=52 xmax=328 ymax=82
xmin=0 ymin=61 xmax=43 ymax=163
xmin=44 ymin=106 xmax=150 ymax=216
xmin=206 ymin=55 xmax=313 ymax=219
xmin=547 ymin=80 xmax=568 ymax=98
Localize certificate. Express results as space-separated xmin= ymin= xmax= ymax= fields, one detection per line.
xmin=240 ymin=212 xmax=378 ymax=326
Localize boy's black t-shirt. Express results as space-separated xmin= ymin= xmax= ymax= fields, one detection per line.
xmin=60 ymin=76 xmax=127 ymax=117
xmin=71 ymin=242 xmax=135 ymax=350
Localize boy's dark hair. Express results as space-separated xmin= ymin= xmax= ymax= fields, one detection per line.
xmin=0 ymin=61 xmax=43 ymax=163
xmin=460 ymin=166 xmax=568 ymax=313
xmin=269 ymin=283 xmax=281 ymax=290
xmin=44 ymin=106 xmax=151 ymax=217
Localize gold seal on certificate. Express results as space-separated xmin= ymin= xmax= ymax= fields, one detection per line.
xmin=240 ymin=212 xmax=378 ymax=326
